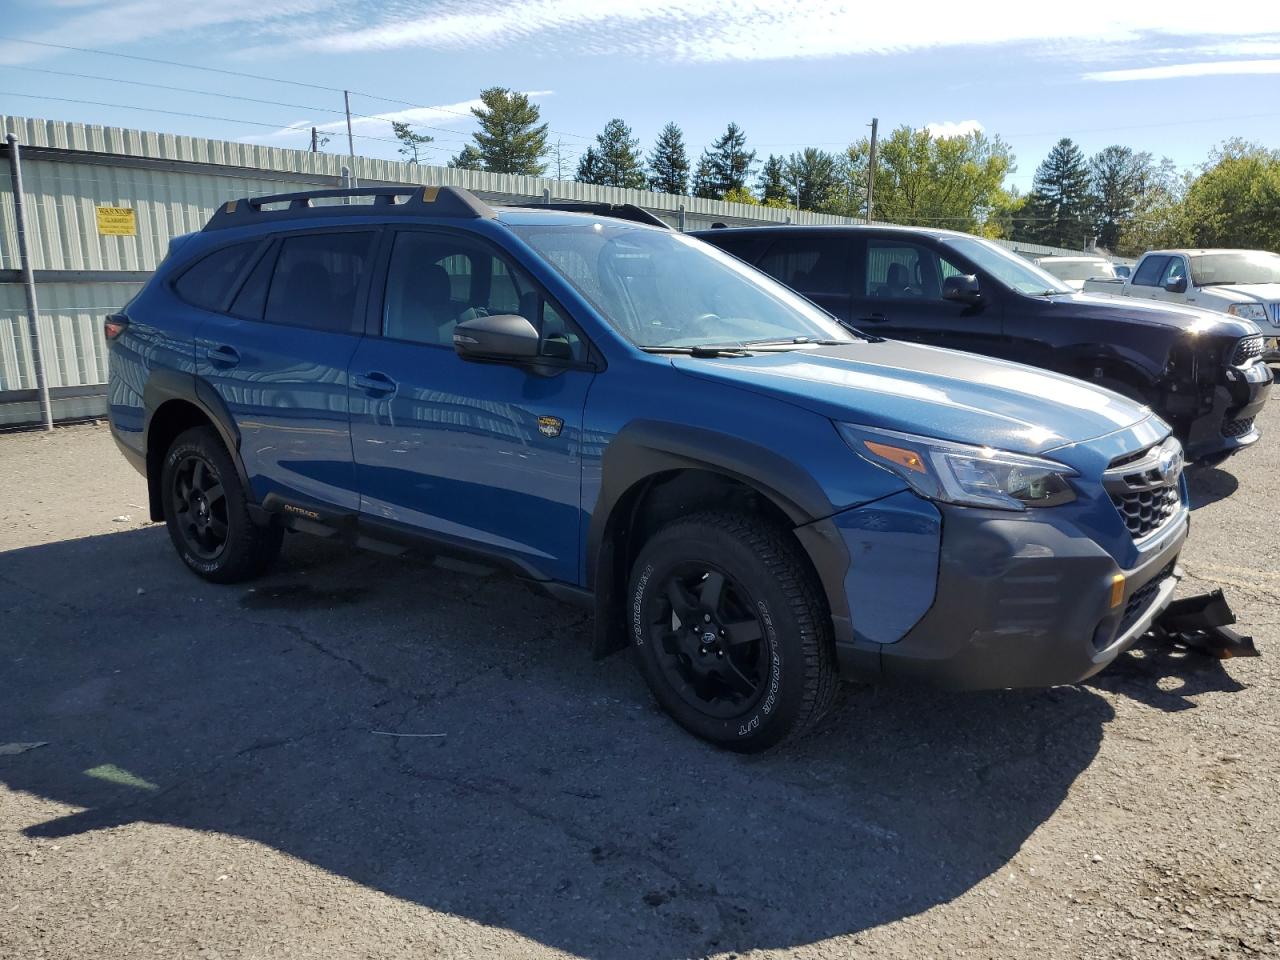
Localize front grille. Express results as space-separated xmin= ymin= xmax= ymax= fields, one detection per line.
xmin=1103 ymin=437 xmax=1185 ymax=542
xmin=1233 ymin=335 xmax=1264 ymax=365
xmin=1223 ymin=415 xmax=1256 ymax=438
xmin=1115 ymin=560 xmax=1176 ymax=640
xmin=1112 ymin=485 xmax=1181 ymax=539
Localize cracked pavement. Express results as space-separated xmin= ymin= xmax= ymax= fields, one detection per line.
xmin=2 ymin=410 xmax=1279 ymax=960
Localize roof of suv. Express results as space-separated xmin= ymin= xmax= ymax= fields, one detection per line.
xmin=202 ymin=185 xmax=671 ymax=233
xmin=691 ymin=223 xmax=976 ymax=241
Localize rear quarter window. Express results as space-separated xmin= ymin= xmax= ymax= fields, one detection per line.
xmin=171 ymin=243 xmax=258 ymax=311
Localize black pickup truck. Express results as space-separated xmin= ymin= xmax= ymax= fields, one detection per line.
xmin=694 ymin=225 xmax=1272 ymax=464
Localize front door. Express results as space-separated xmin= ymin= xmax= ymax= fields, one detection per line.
xmin=848 ymin=236 xmax=1002 ymax=354
xmin=348 ymin=227 xmax=596 ymax=584
xmin=194 ymin=229 xmax=375 ymax=511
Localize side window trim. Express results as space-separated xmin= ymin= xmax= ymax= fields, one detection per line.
xmin=372 ymin=225 xmax=601 ymax=366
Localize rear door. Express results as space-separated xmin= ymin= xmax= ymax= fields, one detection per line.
xmin=194 ymin=228 xmax=376 ymax=511
xmin=848 ymin=235 xmax=1002 ymax=352
xmin=750 ymin=231 xmax=856 ymax=322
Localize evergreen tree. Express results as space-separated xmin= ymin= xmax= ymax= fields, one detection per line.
xmin=390 ymin=120 xmax=434 ymax=164
xmin=1020 ymin=138 xmax=1092 ymax=247
xmin=574 ymin=146 xmax=603 ymax=184
xmin=1089 ymin=145 xmax=1154 ymax=251
xmin=448 ymin=144 xmax=484 ymax=170
xmin=647 ymin=122 xmax=690 ymax=195
xmin=578 ymin=118 xmax=647 ymax=188
xmin=693 ymin=122 xmax=756 ymax=199
xmin=468 ymin=87 xmax=548 ymax=176
xmin=784 ymin=148 xmax=841 ymax=212
xmin=756 ymin=154 xmax=789 ymax=204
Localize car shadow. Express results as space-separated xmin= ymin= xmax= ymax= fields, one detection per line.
xmin=1185 ymin=463 xmax=1239 ymax=510
xmin=1087 ymin=632 xmax=1246 ymax=712
xmin=3 ymin=527 xmax=1115 ymax=958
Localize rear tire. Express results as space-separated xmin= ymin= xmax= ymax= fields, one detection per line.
xmin=627 ymin=511 xmax=837 ymax=752
xmin=160 ymin=426 xmax=282 ymax=583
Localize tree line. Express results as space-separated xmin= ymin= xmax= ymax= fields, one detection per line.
xmin=387 ymin=87 xmax=1280 ymax=256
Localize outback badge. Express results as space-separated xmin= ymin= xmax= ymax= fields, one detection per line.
xmin=538 ymin=415 xmax=564 ymax=439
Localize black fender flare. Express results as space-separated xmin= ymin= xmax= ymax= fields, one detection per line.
xmin=142 ymin=369 xmax=256 ymax=520
xmin=586 ymin=421 xmax=852 ymax=658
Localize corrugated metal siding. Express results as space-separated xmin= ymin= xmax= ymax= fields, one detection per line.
xmin=0 ymin=281 xmax=140 ymax=391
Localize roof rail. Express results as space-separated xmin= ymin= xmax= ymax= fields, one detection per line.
xmin=203 ymin=185 xmax=495 ymax=231
xmin=505 ymin=201 xmax=671 ymax=230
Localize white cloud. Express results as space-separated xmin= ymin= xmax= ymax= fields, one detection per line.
xmin=925 ymin=119 xmax=983 ymax=138
xmin=1083 ymin=58 xmax=1280 ymax=82
xmin=295 ymin=1 xmax=1280 ymax=63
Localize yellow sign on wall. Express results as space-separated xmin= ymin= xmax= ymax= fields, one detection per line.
xmin=95 ymin=206 xmax=137 ymax=237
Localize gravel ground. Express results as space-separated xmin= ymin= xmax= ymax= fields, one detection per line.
xmin=1 ymin=409 xmax=1278 ymax=960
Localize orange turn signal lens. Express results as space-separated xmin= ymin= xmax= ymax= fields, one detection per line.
xmin=864 ymin=440 xmax=927 ymax=474
xmin=1109 ymin=574 xmax=1126 ymax=609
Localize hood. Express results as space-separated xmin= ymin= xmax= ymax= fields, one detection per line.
xmin=1198 ymin=282 xmax=1280 ymax=305
xmin=1045 ymin=292 xmax=1260 ymax=337
xmin=672 ymin=340 xmax=1156 ymax=456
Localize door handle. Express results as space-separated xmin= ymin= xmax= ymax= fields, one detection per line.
xmin=351 ymin=371 xmax=398 ymax=395
xmin=206 ymin=345 xmax=241 ymax=366
xmin=858 ymin=313 xmax=889 ymax=323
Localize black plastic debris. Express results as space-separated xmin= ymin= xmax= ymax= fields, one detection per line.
xmin=1148 ymin=589 xmax=1259 ymax=659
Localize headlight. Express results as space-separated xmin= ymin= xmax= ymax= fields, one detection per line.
xmin=837 ymin=424 xmax=1078 ymax=511
xmin=1227 ymin=303 xmax=1267 ymax=321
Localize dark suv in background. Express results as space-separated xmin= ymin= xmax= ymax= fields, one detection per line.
xmin=695 ymin=225 xmax=1272 ymax=464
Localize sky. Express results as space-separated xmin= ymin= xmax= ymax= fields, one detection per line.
xmin=2 ymin=0 xmax=1280 ymax=192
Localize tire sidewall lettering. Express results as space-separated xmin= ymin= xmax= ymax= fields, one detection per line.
xmin=631 ymin=562 xmax=655 ymax=647
xmin=737 ymin=598 xmax=783 ymax=739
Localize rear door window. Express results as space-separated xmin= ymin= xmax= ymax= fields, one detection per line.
xmin=1131 ymin=256 xmax=1170 ymax=287
xmin=262 ymin=231 xmax=375 ymax=332
xmin=756 ymin=234 xmax=853 ymax=295
xmin=172 ymin=242 xmax=258 ymax=311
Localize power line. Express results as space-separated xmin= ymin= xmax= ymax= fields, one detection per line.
xmin=0 ymin=35 xmax=593 ymax=140
xmin=0 ymin=64 xmax=457 ymax=140
xmin=0 ymin=90 xmax=417 ymax=147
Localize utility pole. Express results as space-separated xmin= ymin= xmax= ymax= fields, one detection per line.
xmin=5 ymin=134 xmax=53 ymax=431
xmin=866 ymin=117 xmax=878 ymax=224
xmin=310 ymin=126 xmax=318 ymax=152
xmin=343 ymin=90 xmax=358 ymax=187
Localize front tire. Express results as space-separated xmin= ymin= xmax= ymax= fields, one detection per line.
xmin=627 ymin=511 xmax=837 ymax=751
xmin=160 ymin=426 xmax=282 ymax=583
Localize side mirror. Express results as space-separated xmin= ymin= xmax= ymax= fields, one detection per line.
xmin=942 ymin=274 xmax=982 ymax=304
xmin=1164 ymin=277 xmax=1187 ymax=294
xmin=453 ymin=314 xmax=541 ymax=361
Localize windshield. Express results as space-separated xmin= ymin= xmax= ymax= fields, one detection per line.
xmin=508 ymin=223 xmax=853 ymax=349
xmin=1189 ymin=251 xmax=1280 ymax=286
xmin=939 ymin=236 xmax=1072 ymax=295
xmin=1038 ymin=259 xmax=1116 ymax=282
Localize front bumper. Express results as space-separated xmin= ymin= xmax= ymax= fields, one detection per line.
xmin=1183 ymin=359 xmax=1271 ymax=463
xmin=875 ymin=504 xmax=1188 ymax=690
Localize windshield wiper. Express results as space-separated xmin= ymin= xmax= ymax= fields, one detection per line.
xmin=739 ymin=336 xmax=853 ymax=347
xmin=639 ymin=345 xmax=750 ymax=358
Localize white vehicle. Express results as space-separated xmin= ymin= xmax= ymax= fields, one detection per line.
xmin=1119 ymin=249 xmax=1280 ymax=356
xmin=1034 ymin=255 xmax=1121 ymax=292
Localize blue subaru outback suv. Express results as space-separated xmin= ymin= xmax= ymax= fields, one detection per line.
xmin=107 ymin=186 xmax=1190 ymax=750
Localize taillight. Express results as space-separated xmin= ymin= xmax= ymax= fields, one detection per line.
xmin=104 ymin=313 xmax=129 ymax=340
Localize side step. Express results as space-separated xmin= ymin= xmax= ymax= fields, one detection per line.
xmin=1147 ymin=589 xmax=1259 ymax=659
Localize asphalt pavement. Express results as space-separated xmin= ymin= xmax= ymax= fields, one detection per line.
xmin=2 ymin=406 xmax=1279 ymax=959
